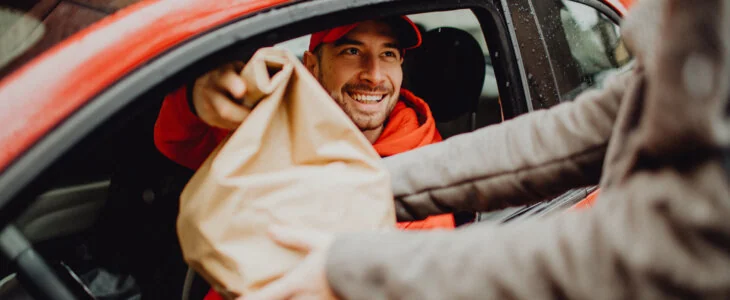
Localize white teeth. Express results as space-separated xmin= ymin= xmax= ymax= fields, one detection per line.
xmin=351 ymin=93 xmax=384 ymax=102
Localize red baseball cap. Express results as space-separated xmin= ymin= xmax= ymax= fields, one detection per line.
xmin=308 ymin=16 xmax=422 ymax=52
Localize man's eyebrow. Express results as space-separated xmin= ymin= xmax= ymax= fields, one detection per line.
xmin=333 ymin=38 xmax=364 ymax=47
xmin=332 ymin=38 xmax=400 ymax=50
xmin=384 ymin=42 xmax=400 ymax=49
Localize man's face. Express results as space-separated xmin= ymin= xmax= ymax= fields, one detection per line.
xmin=304 ymin=21 xmax=404 ymax=132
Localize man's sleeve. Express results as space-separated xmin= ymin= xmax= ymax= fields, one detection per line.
xmin=153 ymin=86 xmax=230 ymax=170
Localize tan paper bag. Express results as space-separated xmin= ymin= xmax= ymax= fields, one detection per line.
xmin=176 ymin=47 xmax=396 ymax=298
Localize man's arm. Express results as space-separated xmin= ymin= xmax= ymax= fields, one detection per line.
xmin=387 ymin=70 xmax=633 ymax=221
xmin=153 ymin=62 xmax=249 ymax=169
xmin=154 ymin=86 xmax=230 ymax=169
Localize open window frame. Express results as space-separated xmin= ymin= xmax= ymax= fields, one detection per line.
xmin=0 ymin=0 xmax=528 ymax=299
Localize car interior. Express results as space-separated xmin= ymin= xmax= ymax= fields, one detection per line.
xmin=0 ymin=1 xmax=632 ymax=299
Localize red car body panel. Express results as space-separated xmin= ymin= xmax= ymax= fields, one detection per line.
xmin=0 ymin=0 xmax=291 ymax=173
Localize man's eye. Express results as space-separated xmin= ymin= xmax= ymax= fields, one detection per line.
xmin=342 ymin=48 xmax=360 ymax=55
xmin=383 ymin=51 xmax=399 ymax=59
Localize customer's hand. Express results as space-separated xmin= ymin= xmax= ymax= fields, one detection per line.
xmin=241 ymin=226 xmax=338 ymax=300
xmin=192 ymin=61 xmax=251 ymax=129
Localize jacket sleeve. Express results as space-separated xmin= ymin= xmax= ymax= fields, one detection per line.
xmin=153 ymin=86 xmax=230 ymax=170
xmin=385 ymin=71 xmax=633 ymax=221
xmin=325 ymin=167 xmax=730 ymax=300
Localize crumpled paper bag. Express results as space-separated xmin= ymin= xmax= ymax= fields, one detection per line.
xmin=176 ymin=47 xmax=396 ymax=298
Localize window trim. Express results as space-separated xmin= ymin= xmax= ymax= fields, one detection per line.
xmin=479 ymin=2 xmax=530 ymax=119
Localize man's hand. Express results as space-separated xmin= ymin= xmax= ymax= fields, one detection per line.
xmin=192 ymin=62 xmax=251 ymax=129
xmin=241 ymin=226 xmax=339 ymax=300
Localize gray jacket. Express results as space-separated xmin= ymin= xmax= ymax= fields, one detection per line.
xmin=325 ymin=0 xmax=730 ymax=299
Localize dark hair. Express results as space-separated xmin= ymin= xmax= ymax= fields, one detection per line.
xmin=312 ymin=44 xmax=324 ymax=61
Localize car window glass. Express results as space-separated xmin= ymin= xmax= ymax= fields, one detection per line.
xmin=553 ymin=0 xmax=633 ymax=100
xmin=0 ymin=6 xmax=44 ymax=70
xmin=0 ymin=1 xmax=143 ymax=79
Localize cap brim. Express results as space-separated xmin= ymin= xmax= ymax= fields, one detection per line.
xmin=312 ymin=15 xmax=422 ymax=51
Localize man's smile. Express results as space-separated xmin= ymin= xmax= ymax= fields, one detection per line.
xmin=344 ymin=91 xmax=389 ymax=113
xmin=347 ymin=91 xmax=386 ymax=103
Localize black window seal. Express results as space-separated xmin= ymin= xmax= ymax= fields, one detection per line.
xmin=0 ymin=0 xmax=516 ymax=224
xmin=473 ymin=3 xmax=529 ymax=119
xmin=499 ymin=0 xmax=536 ymax=113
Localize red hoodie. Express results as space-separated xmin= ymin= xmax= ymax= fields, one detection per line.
xmin=154 ymin=86 xmax=455 ymax=299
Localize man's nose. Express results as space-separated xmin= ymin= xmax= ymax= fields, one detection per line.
xmin=359 ymin=56 xmax=386 ymax=86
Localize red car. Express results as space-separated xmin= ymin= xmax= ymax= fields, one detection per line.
xmin=0 ymin=0 xmax=633 ymax=299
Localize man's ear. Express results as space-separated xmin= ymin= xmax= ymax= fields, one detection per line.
xmin=303 ymin=51 xmax=319 ymax=75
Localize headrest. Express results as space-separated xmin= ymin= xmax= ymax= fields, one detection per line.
xmin=403 ymin=27 xmax=486 ymax=122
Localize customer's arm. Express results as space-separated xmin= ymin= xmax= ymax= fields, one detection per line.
xmin=387 ymin=70 xmax=633 ymax=221
xmin=327 ymin=169 xmax=730 ymax=300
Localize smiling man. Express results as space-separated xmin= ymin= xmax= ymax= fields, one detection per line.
xmin=305 ymin=19 xmax=410 ymax=145
xmin=154 ymin=17 xmax=454 ymax=228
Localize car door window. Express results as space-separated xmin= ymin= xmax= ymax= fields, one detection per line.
xmin=548 ymin=0 xmax=633 ymax=101
xmin=0 ymin=1 xmax=144 ymax=79
xmin=507 ymin=0 xmax=633 ymax=109
xmin=0 ymin=6 xmax=44 ymax=70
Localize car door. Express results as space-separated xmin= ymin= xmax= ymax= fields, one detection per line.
xmin=1 ymin=0 xmax=531 ymax=298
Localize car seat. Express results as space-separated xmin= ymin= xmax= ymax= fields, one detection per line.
xmin=402 ymin=27 xmax=486 ymax=226
xmin=402 ymin=26 xmax=486 ymax=139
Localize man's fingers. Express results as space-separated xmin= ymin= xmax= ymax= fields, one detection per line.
xmin=208 ymin=91 xmax=250 ymax=124
xmin=214 ymin=70 xmax=247 ymax=99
